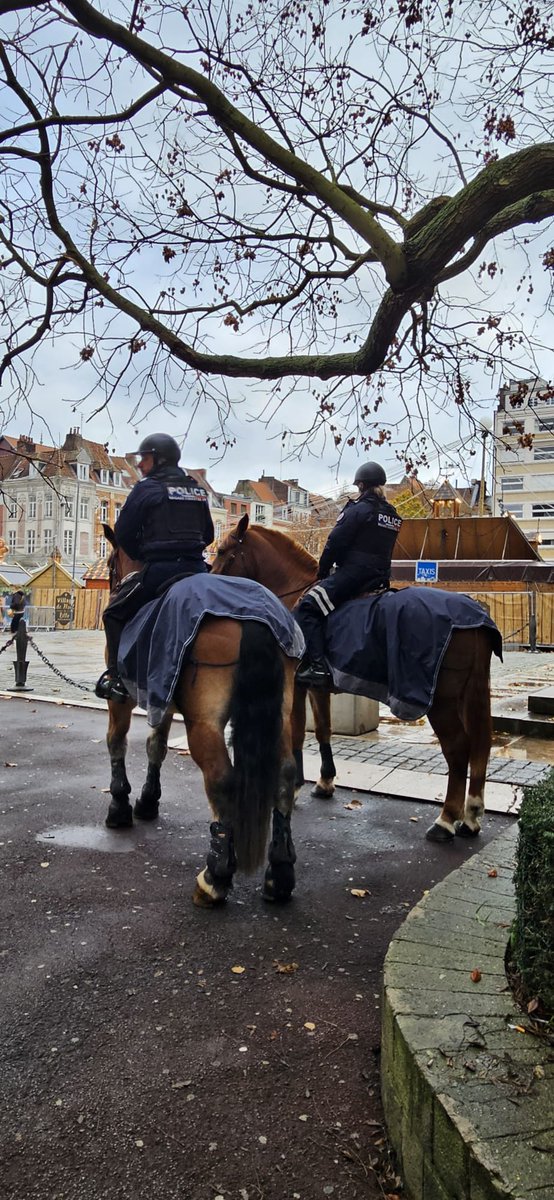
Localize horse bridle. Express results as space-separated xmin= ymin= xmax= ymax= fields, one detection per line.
xmin=219 ymin=532 xmax=313 ymax=603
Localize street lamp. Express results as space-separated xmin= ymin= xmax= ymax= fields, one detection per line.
xmin=478 ymin=417 xmax=493 ymax=517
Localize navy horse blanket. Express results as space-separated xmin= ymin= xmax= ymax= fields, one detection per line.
xmin=119 ymin=574 xmax=305 ymax=725
xmin=325 ymin=586 xmax=502 ymax=721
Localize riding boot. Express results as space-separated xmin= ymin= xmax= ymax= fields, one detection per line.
xmin=95 ymin=619 xmax=129 ymax=702
xmin=294 ymin=596 xmax=333 ymax=689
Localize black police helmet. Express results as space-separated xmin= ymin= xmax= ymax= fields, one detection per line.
xmin=137 ymin=433 xmax=181 ymax=465
xmin=353 ymin=461 xmax=387 ymax=487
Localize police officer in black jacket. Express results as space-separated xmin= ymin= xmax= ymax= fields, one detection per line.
xmin=295 ymin=462 xmax=402 ymax=689
xmin=95 ymin=433 xmax=214 ymax=702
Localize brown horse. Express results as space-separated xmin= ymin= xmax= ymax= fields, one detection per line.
xmin=212 ymin=515 xmax=498 ymax=844
xmin=101 ymin=526 xmax=299 ymax=905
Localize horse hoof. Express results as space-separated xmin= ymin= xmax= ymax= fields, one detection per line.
xmin=105 ymin=802 xmax=133 ymax=829
xmin=262 ymin=881 xmax=293 ymax=904
xmin=425 ymin=821 xmax=455 ymax=843
xmin=192 ymin=884 xmax=227 ymax=908
xmin=311 ymin=784 xmax=334 ymax=799
xmin=134 ymin=798 xmax=159 ymax=821
xmin=455 ymin=821 xmax=480 ymax=839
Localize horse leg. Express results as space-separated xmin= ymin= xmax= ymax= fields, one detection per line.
xmin=187 ymin=722 xmax=237 ymax=906
xmin=425 ymin=705 xmax=470 ymax=842
xmin=134 ymin=709 xmax=174 ymax=821
xmin=308 ymin=689 xmax=336 ymax=799
xmin=426 ymin=632 xmax=492 ymax=844
xmin=105 ymin=697 xmax=135 ymax=828
xmin=264 ymin=660 xmax=298 ymax=902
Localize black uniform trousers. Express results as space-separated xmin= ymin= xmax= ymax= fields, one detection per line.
xmin=295 ymin=567 xmax=387 ymax=662
xmin=103 ymin=557 xmax=208 ymax=674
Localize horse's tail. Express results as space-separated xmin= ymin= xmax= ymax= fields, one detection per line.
xmin=229 ymin=620 xmax=284 ymax=873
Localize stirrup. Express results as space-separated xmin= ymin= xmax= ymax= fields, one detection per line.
xmin=295 ymin=659 xmax=333 ymax=689
xmin=95 ymin=670 xmax=129 ymax=703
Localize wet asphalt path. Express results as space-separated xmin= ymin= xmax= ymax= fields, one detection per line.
xmin=0 ymin=698 xmax=515 ymax=1200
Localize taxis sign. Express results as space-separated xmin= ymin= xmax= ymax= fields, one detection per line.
xmin=415 ymin=560 xmax=439 ymax=583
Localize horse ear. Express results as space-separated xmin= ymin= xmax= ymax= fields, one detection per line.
xmin=103 ymin=524 xmax=116 ymax=547
xmin=237 ymin=513 xmax=249 ymax=536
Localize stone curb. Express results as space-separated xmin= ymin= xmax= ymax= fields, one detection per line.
xmin=381 ymin=826 xmax=554 ymax=1200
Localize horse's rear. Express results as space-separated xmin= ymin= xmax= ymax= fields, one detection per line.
xmin=426 ymin=627 xmax=493 ymax=843
xmin=173 ymin=617 xmax=297 ymax=905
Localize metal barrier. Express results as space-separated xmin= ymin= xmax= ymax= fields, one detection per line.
xmin=25 ymin=605 xmax=56 ymax=631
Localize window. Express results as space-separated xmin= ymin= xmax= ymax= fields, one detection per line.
xmin=536 ymin=418 xmax=554 ymax=432
xmin=240 ymin=504 xmax=247 ymax=514
xmin=77 ymin=463 xmax=89 ymax=480
xmin=7 ymin=500 xmax=17 ymax=519
xmin=502 ymin=421 xmax=525 ymax=435
xmin=100 ymin=500 xmax=109 ymax=522
xmin=112 ymin=471 xmax=122 ymax=487
xmin=532 ymin=504 xmax=554 ymax=517
xmin=529 ymin=391 xmax=554 ymax=407
xmin=114 ymin=504 xmax=122 ymax=520
xmin=28 ymin=496 xmax=37 ymax=517
xmin=45 ymin=496 xmax=53 ymax=517
xmin=230 ymin=502 xmax=237 ymax=515
xmin=214 ymin=521 xmax=223 ymax=540
xmin=500 ymin=477 xmax=523 ymax=492
xmin=503 ymin=503 xmax=524 ymax=518
xmin=8 ymin=530 xmax=16 ymax=551
xmin=26 ymin=530 xmax=36 ymax=553
xmin=64 ymin=529 xmax=74 ymax=556
xmin=44 ymin=529 xmax=53 ymax=551
xmin=254 ymin=504 xmax=266 ymax=524
xmin=100 ymin=468 xmax=110 ymax=484
xmin=80 ymin=497 xmax=89 ymax=520
xmin=64 ymin=497 xmax=74 ymax=518
xmin=98 ymin=537 xmax=108 ymax=558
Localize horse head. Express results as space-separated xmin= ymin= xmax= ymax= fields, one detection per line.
xmin=212 ymin=514 xmax=259 ymax=579
xmin=102 ymin=523 xmax=143 ymax=593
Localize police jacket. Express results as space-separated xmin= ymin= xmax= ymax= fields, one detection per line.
xmin=318 ymin=492 xmax=402 ymax=586
xmin=114 ymin=465 xmax=215 ymax=562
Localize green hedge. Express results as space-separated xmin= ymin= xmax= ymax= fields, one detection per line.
xmin=512 ymin=771 xmax=554 ymax=1016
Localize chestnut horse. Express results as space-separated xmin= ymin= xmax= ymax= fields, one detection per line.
xmin=212 ymin=515 xmax=498 ymax=844
xmin=101 ymin=526 xmax=298 ymax=905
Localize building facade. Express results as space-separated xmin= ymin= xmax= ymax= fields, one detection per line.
xmin=491 ymin=377 xmax=554 ymax=561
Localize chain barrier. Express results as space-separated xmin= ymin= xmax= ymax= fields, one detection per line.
xmin=26 ymin=635 xmax=94 ymax=693
xmin=0 ymin=635 xmax=16 ymax=655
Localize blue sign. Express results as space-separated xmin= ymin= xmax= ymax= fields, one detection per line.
xmin=415 ymin=560 xmax=439 ymax=583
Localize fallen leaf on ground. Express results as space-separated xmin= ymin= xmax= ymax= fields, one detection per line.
xmin=304 ymin=1022 xmax=316 ymax=1031
xmin=350 ymin=888 xmax=370 ymax=898
xmin=343 ymin=799 xmax=363 ymax=810
xmin=231 ymin=965 xmax=246 ymax=974
xmin=527 ymin=997 xmax=540 ymax=1014
xmin=273 ymin=960 xmax=299 ymax=973
xmin=4 ymin=762 xmax=17 ymax=768
xmin=470 ymin=969 xmax=482 ymax=983
xmin=409 ymin=816 xmax=419 ymax=822
xmin=488 ymin=868 xmax=498 ymax=878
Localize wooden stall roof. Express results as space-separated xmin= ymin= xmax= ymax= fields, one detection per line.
xmin=83 ymin=558 xmax=110 ymax=583
xmin=393 ymin=516 xmax=540 ymax=562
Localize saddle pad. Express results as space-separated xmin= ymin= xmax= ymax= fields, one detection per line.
xmin=325 ymin=586 xmax=503 ymax=721
xmin=118 ymin=574 xmax=305 ymax=725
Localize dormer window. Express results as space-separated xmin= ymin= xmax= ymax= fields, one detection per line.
xmin=77 ymin=463 xmax=89 ymax=481
xmin=112 ymin=471 xmax=122 ymax=487
xmin=100 ymin=468 xmax=110 ymax=484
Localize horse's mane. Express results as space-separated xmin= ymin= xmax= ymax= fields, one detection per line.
xmin=249 ymin=524 xmax=318 ymax=571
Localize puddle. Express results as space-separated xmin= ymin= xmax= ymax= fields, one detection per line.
xmin=37 ymin=825 xmax=137 ymax=853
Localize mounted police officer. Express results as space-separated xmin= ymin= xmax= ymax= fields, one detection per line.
xmin=295 ymin=462 xmax=402 ymax=689
xmin=95 ymin=433 xmax=214 ymax=702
